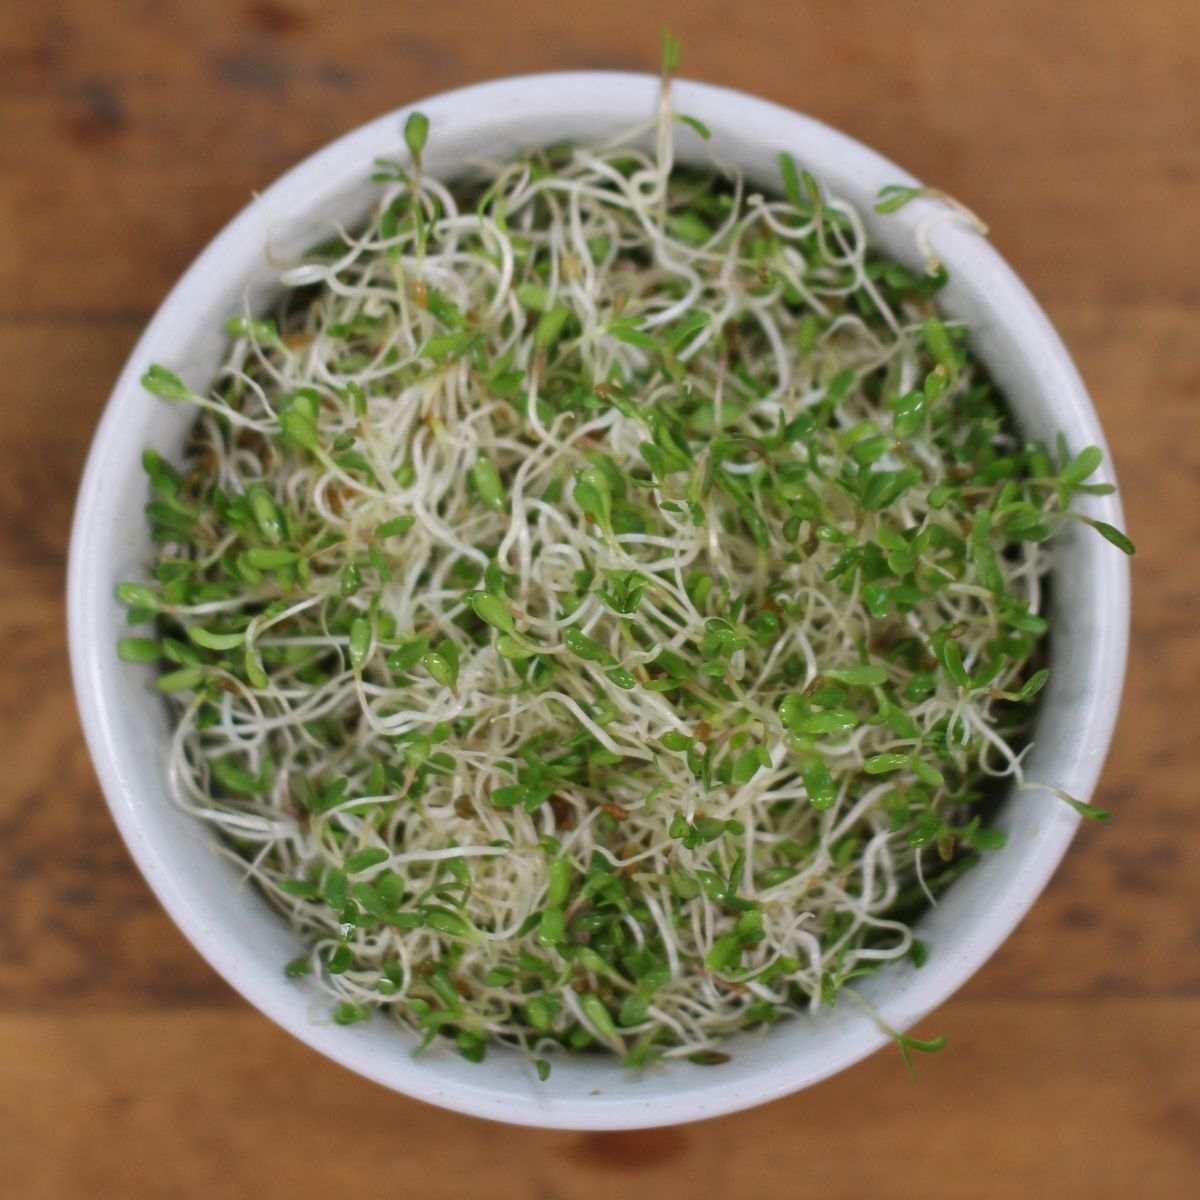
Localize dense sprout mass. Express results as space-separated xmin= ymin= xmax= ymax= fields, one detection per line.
xmin=120 ymin=95 xmax=1125 ymax=1072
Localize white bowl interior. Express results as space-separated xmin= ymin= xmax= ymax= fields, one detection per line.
xmin=68 ymin=72 xmax=1129 ymax=1129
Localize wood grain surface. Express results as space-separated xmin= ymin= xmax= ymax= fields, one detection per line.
xmin=2 ymin=1 xmax=1197 ymax=1196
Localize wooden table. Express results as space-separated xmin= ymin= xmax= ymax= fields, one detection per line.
xmin=2 ymin=2 xmax=1197 ymax=1195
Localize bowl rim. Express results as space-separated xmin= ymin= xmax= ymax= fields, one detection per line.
xmin=67 ymin=69 xmax=1129 ymax=1128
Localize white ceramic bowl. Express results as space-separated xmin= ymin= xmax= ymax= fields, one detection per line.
xmin=68 ymin=72 xmax=1129 ymax=1129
